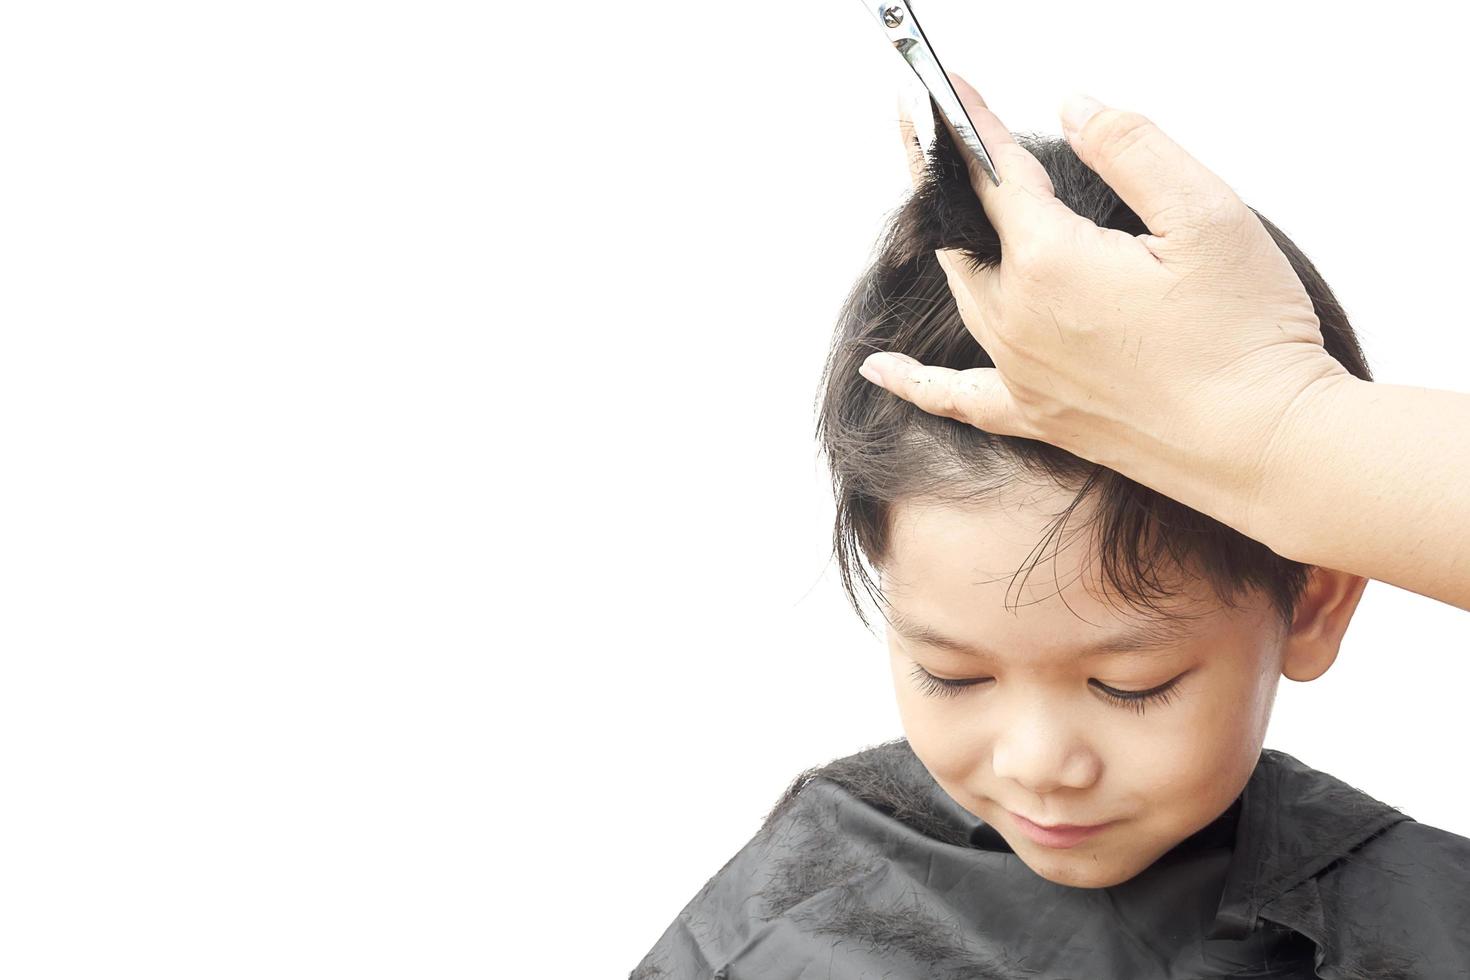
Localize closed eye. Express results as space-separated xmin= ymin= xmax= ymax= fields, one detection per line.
xmin=907 ymin=664 xmax=1185 ymax=716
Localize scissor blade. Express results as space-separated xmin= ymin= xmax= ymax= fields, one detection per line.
xmin=860 ymin=1 xmax=1001 ymax=186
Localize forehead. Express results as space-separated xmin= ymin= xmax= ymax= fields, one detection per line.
xmin=879 ymin=489 xmax=1226 ymax=643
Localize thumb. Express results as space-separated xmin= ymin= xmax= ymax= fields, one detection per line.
xmin=1059 ymin=94 xmax=1247 ymax=241
xmin=861 ymin=354 xmax=1029 ymax=439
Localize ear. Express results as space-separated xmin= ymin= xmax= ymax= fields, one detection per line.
xmin=1280 ymin=567 xmax=1370 ymax=682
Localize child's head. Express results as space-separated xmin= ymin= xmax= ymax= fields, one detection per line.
xmin=816 ymin=122 xmax=1373 ymax=888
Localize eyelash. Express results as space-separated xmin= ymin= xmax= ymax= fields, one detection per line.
xmin=906 ymin=664 xmax=1184 ymax=716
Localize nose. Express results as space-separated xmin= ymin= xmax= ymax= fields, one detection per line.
xmin=990 ymin=698 xmax=1099 ymax=795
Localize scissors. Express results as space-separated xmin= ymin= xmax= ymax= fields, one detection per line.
xmin=860 ymin=2 xmax=1001 ymax=187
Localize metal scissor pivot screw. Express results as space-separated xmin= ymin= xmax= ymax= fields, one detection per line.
xmin=859 ymin=0 xmax=1001 ymax=185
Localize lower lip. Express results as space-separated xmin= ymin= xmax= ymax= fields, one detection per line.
xmin=1007 ymin=811 xmax=1113 ymax=848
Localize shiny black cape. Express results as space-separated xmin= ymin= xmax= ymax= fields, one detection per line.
xmin=632 ymin=739 xmax=1470 ymax=979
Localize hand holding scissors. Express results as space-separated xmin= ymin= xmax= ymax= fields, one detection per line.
xmin=856 ymin=5 xmax=1350 ymax=563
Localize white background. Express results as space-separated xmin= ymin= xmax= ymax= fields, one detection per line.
xmin=2 ymin=1 xmax=1466 ymax=977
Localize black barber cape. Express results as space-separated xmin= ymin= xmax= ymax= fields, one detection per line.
xmin=631 ymin=739 xmax=1470 ymax=979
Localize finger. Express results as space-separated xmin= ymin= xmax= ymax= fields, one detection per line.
xmin=894 ymin=92 xmax=929 ymax=190
xmin=1059 ymin=94 xmax=1248 ymax=241
xmin=933 ymin=246 xmax=1001 ymax=351
xmin=858 ymin=352 xmax=1024 ymax=437
xmin=941 ymin=72 xmax=1074 ymax=245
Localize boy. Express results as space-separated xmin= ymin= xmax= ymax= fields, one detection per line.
xmin=630 ymin=125 xmax=1470 ymax=979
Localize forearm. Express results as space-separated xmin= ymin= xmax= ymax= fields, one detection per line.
xmin=1248 ymin=375 xmax=1470 ymax=610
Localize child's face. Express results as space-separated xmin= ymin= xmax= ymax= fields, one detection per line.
xmin=879 ymin=487 xmax=1295 ymax=889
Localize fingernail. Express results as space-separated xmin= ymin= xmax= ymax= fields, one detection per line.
xmin=859 ymin=358 xmax=886 ymax=386
xmin=1060 ymin=94 xmax=1104 ymax=139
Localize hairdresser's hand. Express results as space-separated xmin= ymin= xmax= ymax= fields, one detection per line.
xmin=859 ymin=76 xmax=1352 ymax=548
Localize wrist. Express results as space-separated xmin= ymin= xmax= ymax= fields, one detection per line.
xmin=1241 ymin=369 xmax=1361 ymax=563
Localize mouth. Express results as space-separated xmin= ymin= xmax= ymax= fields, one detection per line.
xmin=1005 ymin=810 xmax=1115 ymax=849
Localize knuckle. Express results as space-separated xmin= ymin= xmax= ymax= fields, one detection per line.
xmin=954 ymin=378 xmax=988 ymax=424
xmin=1170 ymin=197 xmax=1257 ymax=254
xmin=1166 ymin=192 xmax=1242 ymax=228
xmin=1000 ymin=232 xmax=1043 ymax=276
xmin=904 ymin=368 xmax=955 ymax=418
xmin=1091 ymin=109 xmax=1158 ymax=161
xmin=935 ymin=378 xmax=966 ymax=421
xmin=1004 ymin=232 xmax=1057 ymax=280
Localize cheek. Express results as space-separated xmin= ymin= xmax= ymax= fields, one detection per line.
xmin=1124 ymin=664 xmax=1276 ymax=816
xmin=1187 ymin=653 xmax=1280 ymax=756
xmin=887 ymin=646 xmax=927 ymax=725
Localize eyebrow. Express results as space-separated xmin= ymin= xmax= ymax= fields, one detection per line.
xmin=883 ymin=608 xmax=1194 ymax=660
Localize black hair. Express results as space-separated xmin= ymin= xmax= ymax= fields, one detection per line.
xmin=815 ymin=121 xmax=1372 ymax=634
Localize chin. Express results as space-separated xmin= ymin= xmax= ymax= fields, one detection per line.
xmin=1019 ymin=850 xmax=1142 ymax=890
